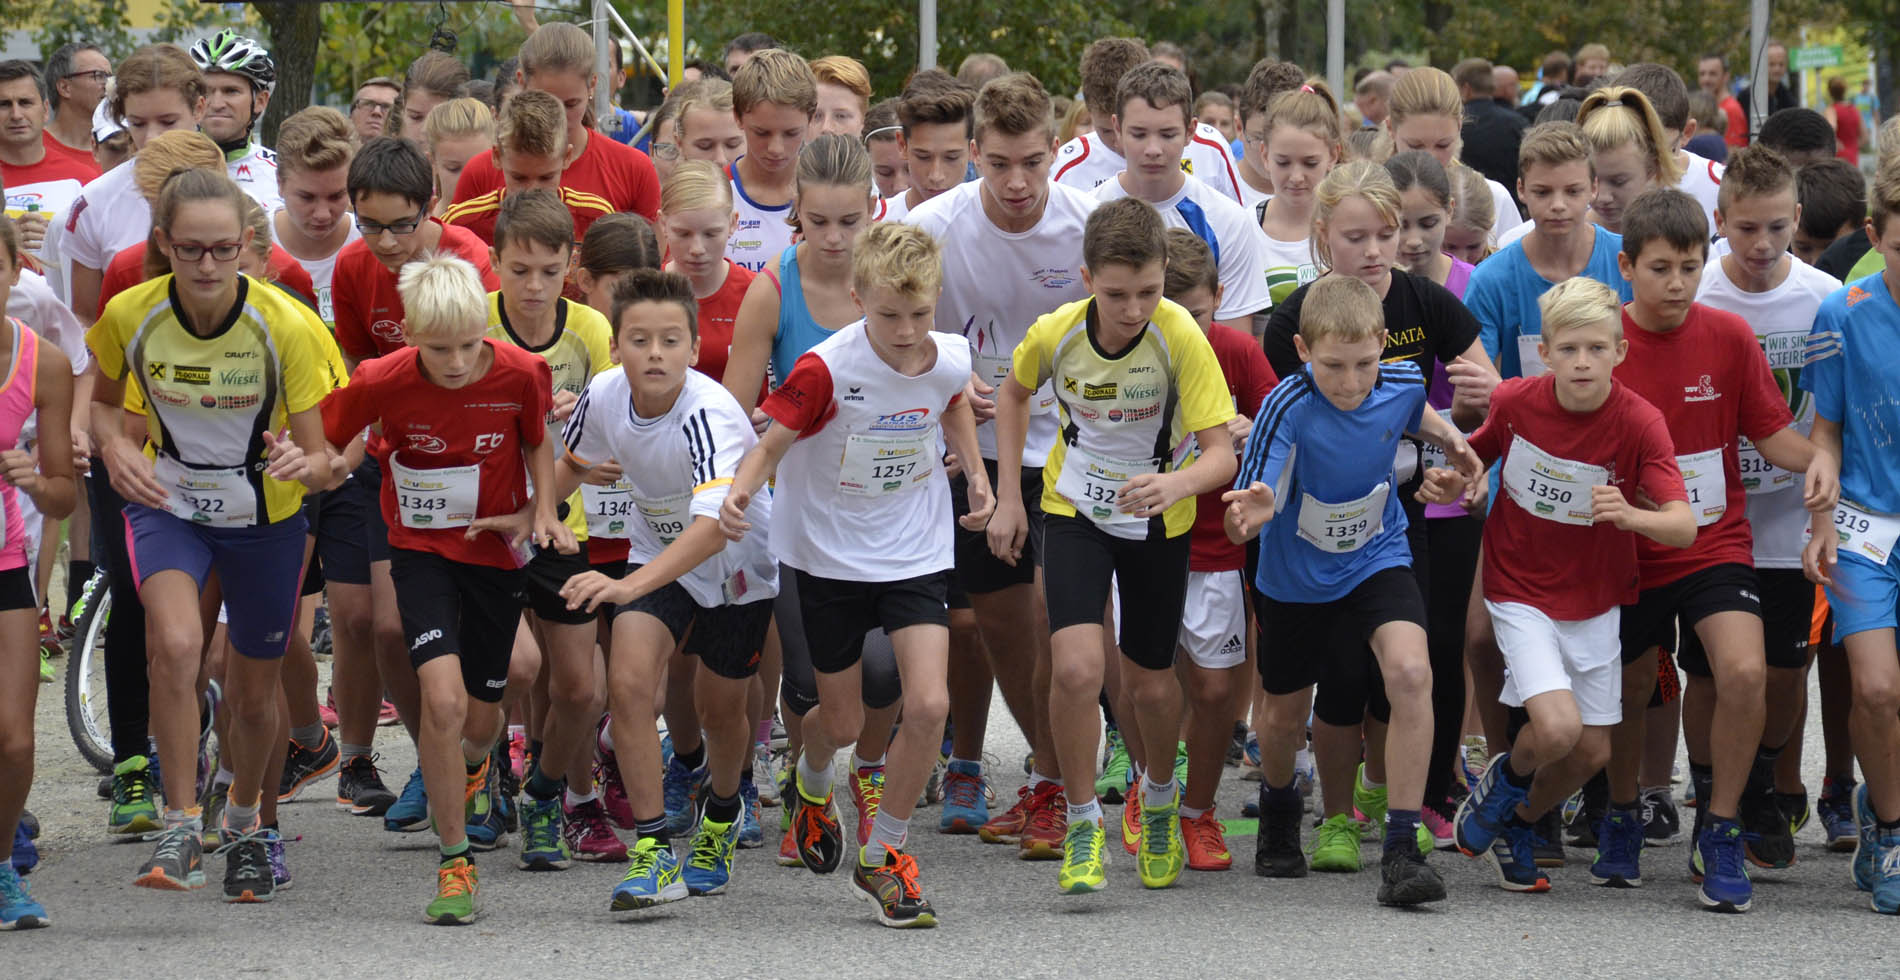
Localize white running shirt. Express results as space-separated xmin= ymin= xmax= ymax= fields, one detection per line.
xmin=1094 ymin=173 xmax=1274 ymax=320
xmin=1052 ymin=123 xmax=1244 ymax=204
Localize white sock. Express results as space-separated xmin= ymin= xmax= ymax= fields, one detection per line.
xmin=1067 ymin=798 xmax=1104 ymax=824
xmin=1142 ymin=775 xmax=1176 ymax=809
xmin=949 ymin=756 xmax=981 ymax=771
xmin=1028 ymin=769 xmax=1055 ymax=790
xmin=851 ymin=751 xmax=885 ymax=771
xmin=1360 ymin=770 xmax=1384 ymax=790
xmin=862 ymin=811 xmax=909 ymax=865
xmin=797 ymin=754 xmax=835 ymax=799
xmin=596 ymin=723 xmax=614 ymax=756
xmin=1180 ymin=805 xmax=1207 ymax=821
xmin=565 ymin=788 xmax=598 ymax=809
xmin=214 ymin=766 xmax=234 ymax=789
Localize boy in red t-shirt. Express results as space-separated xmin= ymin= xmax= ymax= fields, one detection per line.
xmin=321 ymin=253 xmax=568 ymax=925
xmin=1607 ymin=188 xmax=1838 ymax=913
xmin=1451 ymin=276 xmax=1694 ymax=893
xmin=1160 ymin=230 xmax=1275 ymax=873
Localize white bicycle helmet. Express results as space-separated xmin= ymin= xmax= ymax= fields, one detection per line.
xmin=190 ymin=29 xmax=276 ymax=94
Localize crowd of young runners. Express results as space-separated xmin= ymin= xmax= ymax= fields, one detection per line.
xmin=2 ymin=22 xmax=1898 ymax=931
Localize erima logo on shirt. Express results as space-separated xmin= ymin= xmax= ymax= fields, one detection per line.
xmin=844 ymin=386 xmax=865 ymax=402
xmin=1683 ymin=374 xmax=1721 ymax=403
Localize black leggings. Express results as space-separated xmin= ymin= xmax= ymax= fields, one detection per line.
xmin=774 ymin=563 xmax=902 ymax=717
xmin=88 ymin=462 xmax=150 ymax=765
xmin=1420 ymin=513 xmax=1482 ymax=803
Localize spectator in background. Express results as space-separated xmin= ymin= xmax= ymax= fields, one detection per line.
xmin=42 ymin=43 xmax=111 ymax=156
xmin=1739 ymin=41 xmax=1799 ymax=130
xmin=723 ymin=32 xmax=780 ymax=76
xmin=1354 ymin=70 xmax=1394 ymax=129
xmin=1452 ymin=57 xmax=1526 ymax=197
xmin=1697 ymin=53 xmax=1747 ymax=148
xmin=1493 ymin=64 xmax=1519 ymax=106
xmin=0 ymin=59 xmax=100 ymax=257
xmin=1573 ymin=43 xmax=1610 ymax=86
xmin=1797 ymin=157 xmax=1872 ymax=277
xmin=1685 ymin=91 xmax=1730 ymax=163
xmin=1759 ymin=106 xmax=1836 ymax=166
xmin=956 ymin=52 xmax=1009 ymax=91
xmin=1824 ymin=75 xmax=1862 ymax=166
xmin=1524 ymin=50 xmax=1570 ymax=117
xmin=349 ymin=76 xmax=401 ymax=143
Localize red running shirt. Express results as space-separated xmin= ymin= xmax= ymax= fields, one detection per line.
xmin=331 ymin=220 xmax=497 ymax=362
xmin=1189 ymin=324 xmax=1277 ymax=572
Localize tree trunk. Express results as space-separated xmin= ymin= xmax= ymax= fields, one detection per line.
xmin=256 ymin=1 xmax=322 ymax=147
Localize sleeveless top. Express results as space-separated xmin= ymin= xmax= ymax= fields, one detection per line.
xmin=763 ymin=244 xmax=838 ymax=387
xmin=0 ymin=320 xmax=42 ymax=569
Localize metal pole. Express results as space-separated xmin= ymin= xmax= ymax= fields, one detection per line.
xmin=920 ymin=0 xmax=938 ymax=71
xmin=1749 ymin=0 xmax=1770 ymax=139
xmin=593 ymin=0 xmax=612 ymax=132
xmin=668 ymin=0 xmax=683 ymax=87
xmin=1325 ymin=0 xmax=1344 ymax=99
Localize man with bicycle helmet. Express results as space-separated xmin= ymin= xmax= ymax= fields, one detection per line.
xmin=189 ymin=29 xmax=281 ymax=212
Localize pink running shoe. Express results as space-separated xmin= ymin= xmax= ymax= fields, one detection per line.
xmin=595 ymin=750 xmax=636 ymax=829
xmin=508 ymin=731 xmax=528 ymax=782
xmin=563 ymin=798 xmax=629 ymax=862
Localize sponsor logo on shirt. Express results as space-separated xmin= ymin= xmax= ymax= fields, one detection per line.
xmin=371 ymin=319 xmax=405 ymax=342
xmin=148 ymin=362 xmax=168 ymax=380
xmin=1072 ymin=404 xmax=1098 ymax=420
xmin=148 ymin=386 xmax=189 ymax=407
xmin=1081 ymin=381 xmax=1117 ymax=401
xmin=1683 ymin=374 xmax=1721 ymax=403
xmin=1107 ymin=403 xmax=1159 ymax=423
xmin=1846 ymin=286 xmax=1873 ymax=308
xmin=1127 ymin=364 xmax=1155 ymax=374
xmin=1123 ymin=382 xmax=1161 ymax=401
xmin=407 ymin=434 xmax=448 ymax=453
xmin=219 ymin=368 xmax=259 ymax=386
xmin=870 ymin=408 xmax=931 ymax=431
xmin=224 ymin=350 xmax=258 ymax=359
xmin=216 ymin=394 xmax=260 ymax=409
xmin=1181 ymin=159 xmax=1195 ymax=174
xmin=1030 ymin=268 xmax=1079 ymax=289
xmin=844 ymin=385 xmax=865 ymax=402
xmin=173 ymin=365 xmax=211 ymax=385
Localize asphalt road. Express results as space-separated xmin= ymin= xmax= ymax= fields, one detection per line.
xmin=9 ymin=658 xmax=1898 ymax=979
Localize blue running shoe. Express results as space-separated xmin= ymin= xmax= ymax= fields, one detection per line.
xmin=517 ymin=796 xmax=572 ymax=871
xmin=610 ymin=837 xmax=687 ymax=910
xmin=465 ymin=760 xmax=506 ymax=852
xmin=1484 ymin=820 xmax=1549 ymax=892
xmin=663 ymin=755 xmax=707 ymax=837
xmin=385 ymin=767 xmax=430 ymax=832
xmin=1588 ymin=809 xmax=1644 ymax=888
xmin=1455 ymin=753 xmax=1528 ymax=856
xmin=1854 ymin=781 xmax=1880 ymax=892
xmin=0 ymin=865 xmax=47 ymax=930
xmin=1872 ymin=831 xmax=1900 ymax=914
xmin=684 ymin=816 xmax=741 ymax=896
xmin=939 ymin=760 xmax=988 ymax=833
xmin=1820 ymin=777 xmax=1858 ymax=853
xmin=11 ymin=822 xmax=37 ymax=875
xmin=738 ymin=775 xmax=765 ymax=849
xmin=1694 ymin=818 xmax=1754 ymax=913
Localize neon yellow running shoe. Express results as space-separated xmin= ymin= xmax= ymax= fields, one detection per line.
xmin=1354 ymin=763 xmax=1388 ymax=840
xmin=1058 ymin=819 xmax=1108 ymax=894
xmin=423 ymin=857 xmax=479 ymax=925
xmin=1137 ymin=792 xmax=1185 ymax=889
xmin=1309 ymin=813 xmax=1363 ymax=872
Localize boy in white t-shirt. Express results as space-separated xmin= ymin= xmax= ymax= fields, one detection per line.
xmin=1051 ymin=37 xmax=1242 ymax=203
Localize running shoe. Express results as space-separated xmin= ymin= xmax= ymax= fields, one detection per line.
xmin=18 ymin=809 xmax=36 ymax=840
xmin=1058 ymin=819 xmax=1108 ymax=894
xmin=563 ymin=799 xmax=628 ymax=862
xmin=217 ymin=827 xmax=274 ymax=903
xmin=134 ymin=825 xmax=205 ymax=890
xmin=610 ymin=837 xmax=686 ymax=910
xmin=376 ymin=700 xmax=400 ymax=726
xmin=755 ymin=745 xmax=783 ymax=808
xmin=10 ymin=822 xmax=37 ymax=876
xmin=790 ymin=775 xmax=845 ymax=874
xmin=1017 ymin=784 xmax=1066 ymax=861
xmin=54 ymin=613 xmax=74 ymax=645
xmin=1293 ymin=747 xmax=1317 ymax=807
xmin=918 ymin=754 xmax=947 ymax=808
xmin=1308 ymin=813 xmax=1362 ymax=873
xmin=464 ymin=760 xmax=505 ymax=852
xmin=1589 ymin=809 xmax=1644 ymax=888
xmin=854 ymin=849 xmax=937 ymax=927
xmin=1820 ymin=776 xmax=1859 ymax=853
xmin=1422 ymin=796 xmax=1457 ymax=851
xmin=979 ymin=785 xmax=1034 ymax=845
xmin=1694 ymin=818 xmax=1755 ymax=912
xmin=1534 ymin=811 xmax=1566 ymax=868
xmin=1454 ymin=752 xmax=1528 ymax=856
xmin=263 ymin=828 xmax=290 ymax=890
xmin=199 ymin=783 xmax=227 ymax=848
xmin=494 ymin=745 xmax=519 ymax=834
xmin=1873 ymin=830 xmax=1900 ymax=915
xmin=1096 ymin=729 xmax=1132 ymax=804
xmin=1255 ymin=793 xmax=1307 ymax=878
xmin=336 ymin=754 xmax=397 ymax=816
xmin=1639 ymin=785 xmax=1681 ymax=846
xmin=1182 ymin=808 xmax=1231 ymax=871
xmin=36 ymin=610 xmax=57 ymax=660
xmin=1121 ymin=787 xmax=1143 ymax=856
xmin=1226 ymin=721 xmax=1248 ymax=766
xmin=1353 ymin=763 xmax=1387 ymax=840
xmin=385 ymin=766 xmax=430 ymax=832
xmin=595 ymin=748 xmax=636 ymax=829
xmin=425 ymin=856 xmax=479 ymax=925
xmin=108 ymin=756 xmax=162 ymax=836
xmin=939 ymin=760 xmax=988 ymax=833
xmin=0 ymin=865 xmax=46 ymax=930
xmin=1564 ymin=772 xmax=1607 ymax=848
xmin=1378 ymin=847 xmax=1447 ymax=906
xmin=1238 ymin=731 xmax=1263 ymax=782
xmin=738 ymin=774 xmax=765 ymax=848
xmin=1854 ymin=781 xmax=1880 ymax=892
xmin=517 ymin=796 xmax=572 ymax=871
xmin=1459 ymin=737 xmax=1488 ymax=791
xmin=1485 ymin=820 xmax=1549 ymax=892
xmin=36 ymin=646 xmax=51 ymax=683
xmin=662 ymin=752 xmax=707 ymax=837
xmin=1777 ymin=789 xmax=1811 ymax=838
xmin=684 ymin=815 xmax=741 ymax=896
xmin=849 ymin=763 xmax=885 ymax=846
xmin=777 ymin=826 xmax=800 ymax=867
xmin=508 ymin=729 xmax=528 ymax=782
xmin=1741 ymin=785 xmax=1796 ymax=869
xmin=1171 ymin=742 xmax=1189 ymax=793
xmin=318 ymin=688 xmax=338 ymax=729
xmin=277 ymin=729 xmax=341 ymax=803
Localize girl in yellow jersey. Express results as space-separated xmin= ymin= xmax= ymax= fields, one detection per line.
xmin=86 ymin=169 xmax=338 ymax=904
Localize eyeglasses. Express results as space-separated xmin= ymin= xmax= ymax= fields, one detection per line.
xmin=169 ymin=241 xmax=243 ymax=262
xmin=65 ymin=70 xmax=111 ymax=84
xmin=352 ymin=98 xmax=393 ymax=115
xmin=358 ymin=211 xmax=425 ymax=237
xmin=650 ymin=141 xmax=678 ymax=161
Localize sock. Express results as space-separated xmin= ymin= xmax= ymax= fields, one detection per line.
xmin=1749 ymin=744 xmax=1783 ymax=796
xmin=754 ymin=720 xmax=773 ymax=744
xmin=66 ymin=560 xmax=94 ymax=602
xmin=676 ymin=741 xmax=706 ymax=772
xmin=165 ymin=807 xmax=203 ymax=832
xmin=564 ymin=788 xmax=598 ymax=809
xmin=851 ymin=751 xmax=885 ymax=772
xmin=741 ymin=761 xmax=756 ymax=785
xmin=1879 ymin=817 xmax=1900 ymax=832
xmin=1068 ymin=797 xmax=1104 ymax=824
xmin=289 ymin=723 xmax=323 ymax=747
xmin=526 ymin=738 xmax=544 ymax=767
xmin=1180 ymin=805 xmax=1207 ymax=821
xmin=1028 ymin=769 xmax=1055 ymax=791
xmin=1501 ymin=754 xmax=1534 ymax=788
xmin=524 ymin=769 xmax=562 ymax=801
xmin=796 ymin=754 xmax=834 ymax=800
xmin=223 ymin=800 xmax=259 ymax=834
xmin=597 ymin=723 xmax=615 ymax=756
xmin=862 ymin=811 xmax=909 ymax=865
xmin=339 ymin=742 xmax=372 ymax=762
xmin=634 ymin=814 xmax=669 ymax=845
xmin=950 ymin=756 xmax=981 ymax=771
xmin=704 ymin=790 xmax=742 ymax=825
xmin=1263 ymin=778 xmax=1302 ymax=811
xmin=1610 ymin=798 xmax=1639 ymax=814
xmin=214 ymin=766 xmax=234 ymax=790
xmin=1384 ymin=809 xmax=1420 ymax=853
xmin=1690 ymin=762 xmax=1714 ymax=814
xmin=440 ymin=838 xmax=470 ymax=863
xmin=1359 ymin=770 xmax=1385 ymax=790
xmin=1142 ymin=775 xmax=1176 ymax=809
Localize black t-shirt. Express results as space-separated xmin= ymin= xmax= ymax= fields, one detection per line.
xmin=1262 ymin=267 xmax=1483 ymax=382
xmin=1816 ymin=228 xmax=1873 ymax=283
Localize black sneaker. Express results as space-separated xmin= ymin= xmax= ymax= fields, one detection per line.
xmin=1564 ymin=772 xmax=1607 ymax=848
xmin=1640 ymin=786 xmax=1682 ymax=845
xmin=1255 ymin=794 xmax=1308 ymax=878
xmin=1533 ymin=811 xmax=1566 ymax=868
xmin=1740 ymin=786 xmax=1795 ymax=869
xmin=1376 ymin=848 xmax=1447 ymax=906
xmin=219 ymin=832 xmax=275 ymax=903
xmin=790 ymin=787 xmax=844 ymax=874
xmin=336 ymin=754 xmax=398 ymax=816
xmin=277 ymin=729 xmax=340 ymax=803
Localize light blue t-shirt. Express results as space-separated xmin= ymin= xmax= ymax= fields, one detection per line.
xmin=1464 ymin=226 xmax=1634 ymax=379
xmin=1240 ymin=361 xmax=1427 ymax=603
xmin=1802 ymin=272 xmax=1900 ymax=515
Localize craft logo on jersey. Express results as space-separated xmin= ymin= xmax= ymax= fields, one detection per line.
xmin=371 ymin=319 xmax=405 ymax=342
xmin=1683 ymin=374 xmax=1721 ymax=403
xmin=1030 ymin=267 xmax=1078 ymax=289
xmin=224 ymin=350 xmax=258 ymax=359
xmin=173 ymin=365 xmax=211 ymax=385
xmin=870 ymin=408 xmax=931 ymax=432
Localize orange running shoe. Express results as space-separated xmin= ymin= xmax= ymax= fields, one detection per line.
xmin=1122 ymin=791 xmax=1143 ymax=855
xmin=980 ymin=784 xmax=1034 ymax=845
xmin=1182 ymin=808 xmax=1232 ymax=871
xmin=1018 ymin=786 xmax=1069 ymax=860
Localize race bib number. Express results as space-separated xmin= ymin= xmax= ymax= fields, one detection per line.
xmin=839 ymin=432 xmax=935 ymax=496
xmin=389 ymin=456 xmax=479 ymax=529
xmin=1054 ymin=446 xmax=1158 ymax=526
xmin=1736 ymin=437 xmax=1797 ymax=496
xmin=1677 ymin=449 xmax=1727 ymax=526
xmin=1500 ymin=435 xmax=1605 ymax=526
xmin=634 ymin=491 xmax=694 ymax=546
xmin=154 ymin=456 xmax=256 ymax=527
xmin=1515 ymin=333 xmax=1548 ymax=378
xmin=582 ymin=477 xmax=634 ymax=538
xmin=1419 ymin=408 xmax=1454 ymax=472
xmin=1831 ymin=501 xmax=1900 ymax=566
xmin=1296 ymin=482 xmax=1389 ymax=552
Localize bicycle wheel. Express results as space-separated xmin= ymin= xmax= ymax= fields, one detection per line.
xmin=64 ymin=572 xmax=113 ymax=774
